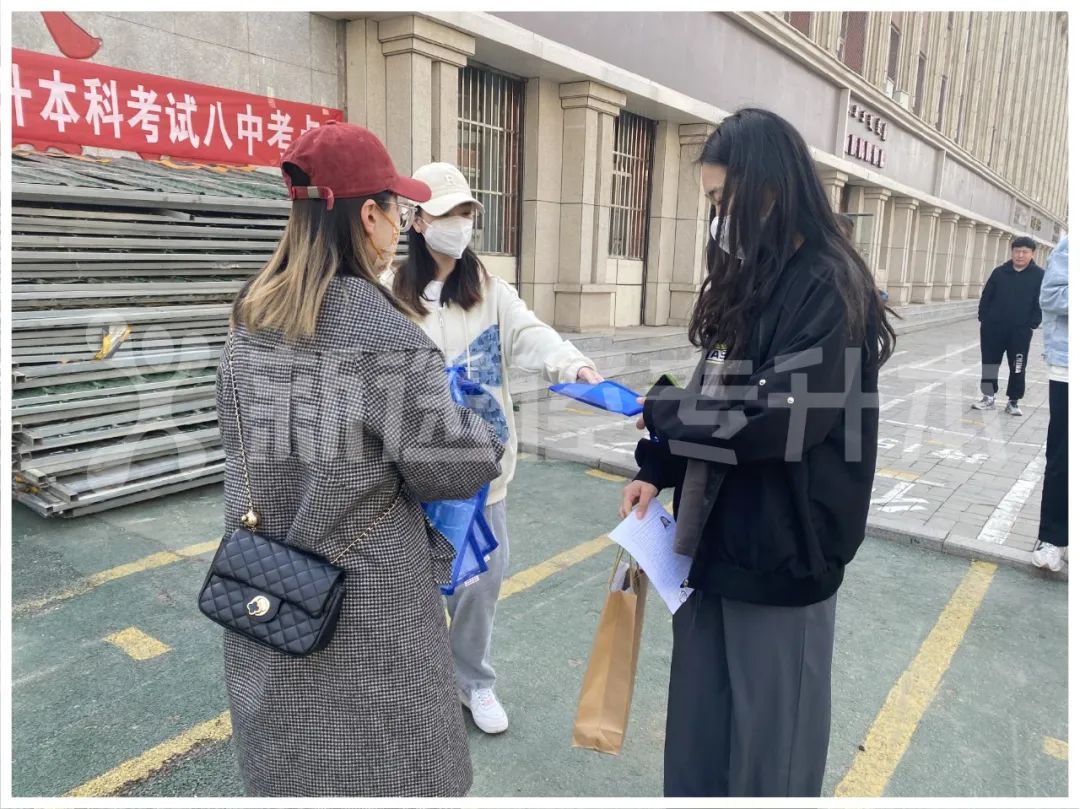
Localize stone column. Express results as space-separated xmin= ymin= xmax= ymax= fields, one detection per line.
xmin=643 ymin=121 xmax=681 ymax=326
xmin=950 ymin=218 xmax=977 ymax=300
xmin=964 ymin=224 xmax=992 ymax=299
xmin=668 ymin=124 xmax=712 ymax=326
xmin=553 ymin=81 xmax=626 ymax=331
xmin=818 ymin=168 xmax=848 ymax=211
xmin=518 ymin=78 xmax=564 ymax=323
xmin=345 ymin=20 xmax=386 ymax=136
xmin=847 ymin=186 xmax=892 ymax=289
xmin=969 ymin=227 xmax=1003 ymax=297
xmin=908 ymin=206 xmax=941 ymax=304
xmin=1000 ymin=232 xmax=1014 ymax=264
xmin=378 ymin=16 xmax=475 ymax=174
xmin=931 ymin=213 xmax=960 ymax=301
xmin=882 ymin=197 xmax=920 ymax=305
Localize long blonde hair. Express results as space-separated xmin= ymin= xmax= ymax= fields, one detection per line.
xmin=233 ymin=190 xmax=402 ymax=341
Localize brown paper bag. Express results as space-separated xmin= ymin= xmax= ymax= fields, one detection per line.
xmin=571 ymin=553 xmax=649 ymax=755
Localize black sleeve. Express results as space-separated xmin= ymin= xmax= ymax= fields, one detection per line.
xmin=643 ymin=279 xmax=856 ymax=465
xmin=633 ymin=435 xmax=687 ymax=491
xmin=978 ymin=268 xmax=998 ymax=322
xmin=1030 ymin=269 xmax=1045 ymax=329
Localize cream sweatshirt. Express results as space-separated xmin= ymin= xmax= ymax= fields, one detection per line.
xmin=381 ymin=270 xmax=596 ymax=504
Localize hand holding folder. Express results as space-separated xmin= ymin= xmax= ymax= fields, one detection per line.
xmin=549 ymin=380 xmax=644 ymax=416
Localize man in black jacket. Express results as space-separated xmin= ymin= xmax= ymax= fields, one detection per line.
xmin=973 ymin=236 xmax=1044 ymax=416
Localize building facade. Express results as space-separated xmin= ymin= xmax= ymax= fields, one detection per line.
xmin=12 ymin=10 xmax=1068 ymax=330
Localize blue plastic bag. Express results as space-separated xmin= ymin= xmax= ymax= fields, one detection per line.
xmin=422 ymin=366 xmax=501 ymax=596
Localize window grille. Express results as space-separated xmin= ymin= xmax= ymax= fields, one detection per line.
xmin=457 ymin=65 xmax=525 ymax=255
xmin=609 ymin=111 xmax=654 ymax=260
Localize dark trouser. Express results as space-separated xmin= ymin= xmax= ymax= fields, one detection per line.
xmin=1038 ymin=380 xmax=1069 ymax=547
xmin=664 ymin=590 xmax=836 ymax=798
xmin=980 ymin=323 xmax=1033 ymax=400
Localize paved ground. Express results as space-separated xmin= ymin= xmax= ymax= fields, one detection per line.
xmin=517 ymin=317 xmax=1066 ymax=578
xmin=10 ymin=454 xmax=1068 ymax=799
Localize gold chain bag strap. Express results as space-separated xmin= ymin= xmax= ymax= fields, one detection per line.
xmin=197 ymin=334 xmax=399 ymax=656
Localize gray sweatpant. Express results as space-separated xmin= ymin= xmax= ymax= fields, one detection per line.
xmin=664 ymin=589 xmax=838 ymax=797
xmin=445 ymin=499 xmax=509 ymax=694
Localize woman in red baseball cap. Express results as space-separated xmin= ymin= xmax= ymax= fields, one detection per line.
xmin=216 ymin=122 xmax=504 ymax=797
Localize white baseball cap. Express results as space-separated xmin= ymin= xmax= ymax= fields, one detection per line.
xmin=412 ymin=162 xmax=484 ymax=216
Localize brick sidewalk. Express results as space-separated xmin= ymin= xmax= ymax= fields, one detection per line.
xmin=515 ymin=318 xmax=1065 ymax=579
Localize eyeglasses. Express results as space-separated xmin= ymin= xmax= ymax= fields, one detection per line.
xmin=387 ymin=201 xmax=416 ymax=231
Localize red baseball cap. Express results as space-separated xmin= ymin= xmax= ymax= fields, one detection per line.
xmin=280 ymin=121 xmax=431 ymax=210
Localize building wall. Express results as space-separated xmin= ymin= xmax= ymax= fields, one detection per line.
xmin=494 ymin=11 xmax=1066 ymax=237
xmin=12 ymin=12 xmax=345 ymax=110
xmin=493 ymin=11 xmax=842 ymax=153
xmin=11 ymin=10 xmax=1067 ymax=330
xmin=776 ymin=10 xmax=1068 ymax=225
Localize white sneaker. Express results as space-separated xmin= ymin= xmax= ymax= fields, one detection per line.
xmin=1032 ymin=542 xmax=1066 ymax=573
xmin=971 ymin=394 xmax=996 ymax=410
xmin=1005 ymin=400 xmax=1023 ymax=416
xmin=460 ymin=687 xmax=509 ymax=734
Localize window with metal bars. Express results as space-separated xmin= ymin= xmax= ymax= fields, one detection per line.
xmin=914 ymin=52 xmax=927 ymax=115
xmin=785 ymin=12 xmax=813 ymax=36
xmin=609 ymin=111 xmax=654 ymax=260
xmin=457 ymin=65 xmax=525 ymax=256
xmin=935 ymin=75 xmax=948 ymax=130
xmin=839 ymin=11 xmax=867 ymax=73
xmin=887 ymin=25 xmax=902 ymax=83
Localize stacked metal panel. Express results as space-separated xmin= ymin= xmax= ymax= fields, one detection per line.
xmin=11 ymin=151 xmax=289 ymax=517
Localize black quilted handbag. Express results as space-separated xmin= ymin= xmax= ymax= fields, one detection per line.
xmin=198 ymin=336 xmax=398 ymax=656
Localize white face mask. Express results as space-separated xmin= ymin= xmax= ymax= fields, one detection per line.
xmin=423 ymin=217 xmax=474 ymax=259
xmin=710 ymin=215 xmax=744 ymax=260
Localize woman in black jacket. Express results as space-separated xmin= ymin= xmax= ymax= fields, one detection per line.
xmin=621 ymin=109 xmax=895 ymax=798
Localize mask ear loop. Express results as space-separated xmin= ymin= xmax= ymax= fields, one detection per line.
xmin=372 ymin=202 xmax=404 ymax=266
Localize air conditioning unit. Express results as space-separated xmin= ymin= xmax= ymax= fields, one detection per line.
xmin=892 ymin=89 xmax=912 ymax=111
xmin=884 ymin=77 xmax=895 ymax=96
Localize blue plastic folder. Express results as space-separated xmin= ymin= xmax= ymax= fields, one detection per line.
xmin=423 ymin=366 xmax=501 ymax=596
xmin=548 ymin=380 xmax=644 ymax=416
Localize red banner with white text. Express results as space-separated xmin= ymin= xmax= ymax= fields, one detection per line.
xmin=11 ymin=48 xmax=344 ymax=166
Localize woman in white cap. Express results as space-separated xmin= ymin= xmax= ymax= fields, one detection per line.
xmin=384 ymin=162 xmax=601 ymax=734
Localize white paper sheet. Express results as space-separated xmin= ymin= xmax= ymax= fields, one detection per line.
xmin=608 ymin=499 xmax=694 ymax=614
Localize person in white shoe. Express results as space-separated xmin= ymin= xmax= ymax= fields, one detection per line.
xmin=1033 ymin=234 xmax=1068 ymax=573
xmin=383 ymin=162 xmax=601 ymax=734
xmin=972 ymin=236 xmax=1045 ymax=415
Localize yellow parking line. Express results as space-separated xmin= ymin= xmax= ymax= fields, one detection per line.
xmin=1044 ymin=736 xmax=1069 ymax=760
xmin=104 ymin=627 xmax=172 ymax=661
xmin=499 ymin=535 xmax=612 ymax=600
xmin=835 ymin=560 xmax=997 ymax=797
xmin=66 ymin=712 xmax=232 ymax=797
xmin=65 ymin=529 xmax=622 ymax=796
xmin=585 ymin=468 xmax=628 ymax=483
xmin=566 ymin=406 xmax=601 ymax=417
xmin=14 ymin=539 xmax=220 ymax=616
xmin=877 ymin=468 xmax=920 ymax=482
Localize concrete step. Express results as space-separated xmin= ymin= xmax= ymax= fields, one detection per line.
xmin=561 ymin=327 xmax=690 ymax=356
xmin=892 ymin=300 xmax=978 ymax=334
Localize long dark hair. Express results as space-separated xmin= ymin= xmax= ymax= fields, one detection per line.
xmin=689 ymin=108 xmax=895 ymax=369
xmin=394 ymin=226 xmax=488 ymax=318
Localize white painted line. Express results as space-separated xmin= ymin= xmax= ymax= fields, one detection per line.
xmin=870 ymin=480 xmax=928 ymax=513
xmin=881 ymin=419 xmax=1044 ymax=449
xmin=878 ymin=363 xmax=975 ymax=415
xmin=543 ymin=418 xmax=632 ymax=443
xmin=881 ymin=339 xmax=981 ymax=378
xmin=977 ymin=447 xmax=1047 ymax=545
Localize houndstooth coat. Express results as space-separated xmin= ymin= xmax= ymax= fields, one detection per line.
xmin=216 ymin=274 xmax=503 ymax=797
